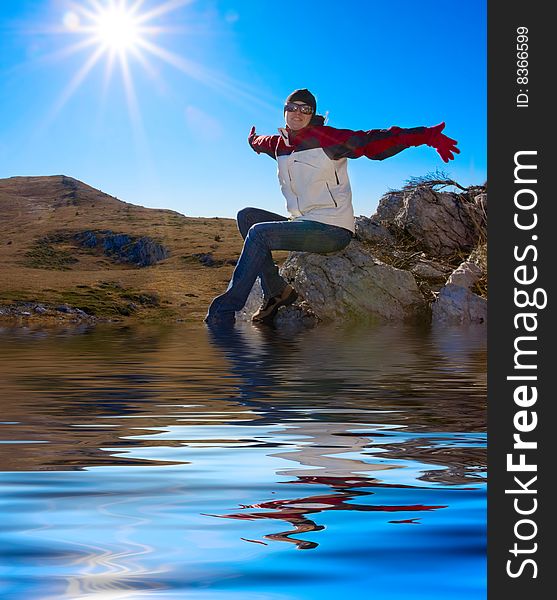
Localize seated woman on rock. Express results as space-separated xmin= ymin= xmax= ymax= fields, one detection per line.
xmin=204 ymin=88 xmax=459 ymax=327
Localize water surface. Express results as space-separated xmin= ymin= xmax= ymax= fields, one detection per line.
xmin=0 ymin=322 xmax=487 ymax=599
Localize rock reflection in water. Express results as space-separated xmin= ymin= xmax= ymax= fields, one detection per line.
xmin=0 ymin=322 xmax=486 ymax=475
xmin=203 ymin=323 xmax=485 ymax=549
xmin=0 ymin=321 xmax=486 ymax=597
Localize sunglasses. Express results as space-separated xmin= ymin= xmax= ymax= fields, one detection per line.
xmin=284 ymin=102 xmax=314 ymax=115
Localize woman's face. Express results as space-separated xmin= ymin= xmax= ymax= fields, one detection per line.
xmin=285 ymin=101 xmax=313 ymax=131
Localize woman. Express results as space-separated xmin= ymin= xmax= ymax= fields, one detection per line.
xmin=204 ymin=88 xmax=459 ymax=327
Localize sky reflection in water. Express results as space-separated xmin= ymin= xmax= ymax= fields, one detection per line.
xmin=0 ymin=322 xmax=486 ymax=599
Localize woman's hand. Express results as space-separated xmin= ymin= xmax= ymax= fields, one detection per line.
xmin=427 ymin=122 xmax=460 ymax=163
xmin=248 ymin=126 xmax=257 ymax=146
xmin=247 ymin=126 xmax=275 ymax=156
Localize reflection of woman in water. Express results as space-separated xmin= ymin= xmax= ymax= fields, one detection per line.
xmin=205 ymin=325 xmax=448 ymax=549
xmin=212 ymin=486 xmax=445 ymax=550
xmin=204 ymin=88 xmax=459 ymax=326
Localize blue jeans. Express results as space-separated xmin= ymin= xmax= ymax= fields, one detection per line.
xmin=205 ymin=207 xmax=353 ymax=323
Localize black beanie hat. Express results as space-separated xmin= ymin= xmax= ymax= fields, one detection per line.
xmin=285 ymin=88 xmax=317 ymax=113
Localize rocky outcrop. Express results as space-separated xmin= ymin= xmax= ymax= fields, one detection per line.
xmin=0 ymin=283 xmax=162 ymax=323
xmin=75 ymin=230 xmax=169 ymax=266
xmin=237 ymin=182 xmax=487 ymax=327
xmin=392 ymin=188 xmax=486 ymax=256
xmin=0 ymin=302 xmax=99 ymax=323
xmin=358 ymin=186 xmax=487 ymax=257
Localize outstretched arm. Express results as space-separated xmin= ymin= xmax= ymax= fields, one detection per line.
xmin=248 ymin=126 xmax=279 ymax=159
xmin=321 ymin=122 xmax=459 ymax=163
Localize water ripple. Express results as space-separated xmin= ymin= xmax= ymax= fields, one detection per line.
xmin=0 ymin=322 xmax=486 ymax=599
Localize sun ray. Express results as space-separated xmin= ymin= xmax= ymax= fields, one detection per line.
xmin=102 ymin=44 xmax=118 ymax=90
xmin=118 ymin=50 xmax=159 ymax=202
xmin=52 ymin=44 xmax=107 ymax=117
xmin=36 ymin=36 xmax=100 ymax=65
xmin=134 ymin=0 xmax=194 ymax=25
xmin=135 ymin=37 xmax=277 ymax=113
xmin=51 ymin=0 xmax=279 ymax=115
xmin=119 ymin=52 xmax=142 ymax=131
xmin=35 ymin=43 xmax=107 ymax=141
xmin=36 ymin=0 xmax=282 ymax=158
xmin=127 ymin=0 xmax=149 ymax=17
xmin=70 ymin=0 xmax=103 ymax=24
xmin=127 ymin=45 xmax=166 ymax=90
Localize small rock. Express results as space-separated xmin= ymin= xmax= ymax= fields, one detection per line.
xmin=474 ymin=193 xmax=488 ymax=213
xmin=374 ymin=191 xmax=405 ymax=221
xmin=235 ymin=279 xmax=264 ymax=322
xmin=193 ymin=252 xmax=217 ymax=267
xmin=274 ymin=302 xmax=319 ymax=329
xmin=355 ymin=216 xmax=394 ymax=245
xmin=448 ymin=260 xmax=483 ymax=289
xmin=411 ymin=259 xmax=451 ymax=280
xmin=432 ymin=284 xmax=487 ymax=325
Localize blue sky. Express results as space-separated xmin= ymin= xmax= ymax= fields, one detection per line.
xmin=0 ymin=0 xmax=486 ymax=218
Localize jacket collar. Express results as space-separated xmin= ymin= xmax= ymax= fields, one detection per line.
xmin=278 ymin=125 xmax=313 ymax=147
xmin=278 ymin=127 xmax=291 ymax=146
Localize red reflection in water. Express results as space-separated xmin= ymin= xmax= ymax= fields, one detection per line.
xmin=207 ymin=475 xmax=447 ymax=549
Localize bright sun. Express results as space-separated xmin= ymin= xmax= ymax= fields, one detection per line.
xmin=50 ymin=0 xmax=190 ymax=130
xmin=57 ymin=0 xmax=184 ymax=111
xmin=64 ymin=0 xmax=149 ymax=57
xmin=52 ymin=0 xmax=271 ymax=131
xmin=94 ymin=4 xmax=141 ymax=52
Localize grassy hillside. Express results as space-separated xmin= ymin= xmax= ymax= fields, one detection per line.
xmin=0 ymin=175 xmax=282 ymax=324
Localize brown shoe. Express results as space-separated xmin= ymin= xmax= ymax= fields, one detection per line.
xmin=252 ymin=285 xmax=298 ymax=324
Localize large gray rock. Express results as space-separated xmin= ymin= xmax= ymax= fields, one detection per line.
xmin=280 ymin=241 xmax=427 ymax=323
xmin=371 ymin=186 xmax=487 ymax=257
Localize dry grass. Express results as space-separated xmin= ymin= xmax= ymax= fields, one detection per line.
xmin=470 ymin=242 xmax=488 ymax=298
xmin=0 ymin=175 xmax=288 ymax=323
